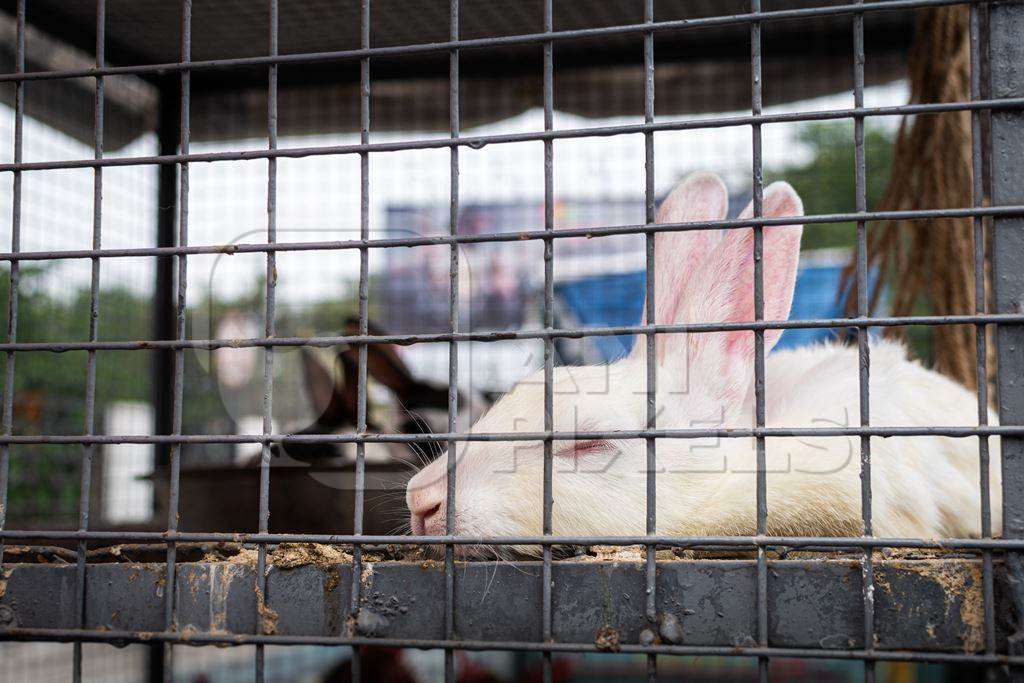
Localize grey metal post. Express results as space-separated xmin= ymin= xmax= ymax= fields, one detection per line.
xmin=991 ymin=0 xmax=1024 ymax=675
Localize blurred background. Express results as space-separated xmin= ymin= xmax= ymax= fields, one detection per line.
xmin=0 ymin=0 xmax=989 ymax=681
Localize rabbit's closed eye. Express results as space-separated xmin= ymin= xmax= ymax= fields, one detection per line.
xmin=554 ymin=439 xmax=614 ymax=458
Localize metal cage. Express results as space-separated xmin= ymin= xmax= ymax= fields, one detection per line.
xmin=1 ymin=0 xmax=1023 ymax=682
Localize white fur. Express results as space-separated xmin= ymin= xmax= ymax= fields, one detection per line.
xmin=405 ymin=173 xmax=1002 ymax=548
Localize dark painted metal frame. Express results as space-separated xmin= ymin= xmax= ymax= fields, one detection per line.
xmin=991 ymin=3 xmax=1024 ymax=680
xmin=0 ymin=1 xmax=1023 ymax=683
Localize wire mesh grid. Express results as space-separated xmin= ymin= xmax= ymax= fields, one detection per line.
xmin=0 ymin=1 xmax=1023 ymax=682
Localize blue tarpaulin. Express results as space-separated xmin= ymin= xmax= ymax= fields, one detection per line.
xmin=554 ymin=262 xmax=854 ymax=362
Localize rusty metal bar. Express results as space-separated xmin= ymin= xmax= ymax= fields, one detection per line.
xmin=160 ymin=3 xmax=192 ymax=680
xmin=72 ymin=0 xmax=106 ymax=679
xmin=1 ymin=98 xmax=1023 ymax=174
xmin=0 ymin=311 xmax=1022 ymax=355
xmin=445 ymin=1 xmax=459 ymax=681
xmin=541 ymin=0 xmax=555 ymax=681
xmin=643 ymin=1 xmax=657 ymax=680
xmin=0 ymin=424 xmax=1020 ymax=447
xmin=969 ymin=3 xmax=997 ymax=681
xmin=1 ymin=204 xmax=1023 ymax=263
xmin=749 ymin=2 xmax=769 ymax=680
xmin=347 ymin=1 xmax=372 ymax=681
xmin=851 ymin=3 xmax=875 ymax=682
xmin=254 ymin=0 xmax=279 ymax=680
xmin=6 ymin=528 xmax=1024 ymax=550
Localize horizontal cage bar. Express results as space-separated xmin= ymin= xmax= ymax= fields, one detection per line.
xmin=0 ymin=629 xmax=1019 ymax=666
xmin=2 ymin=98 xmax=1023 ymax=174
xmin=0 ymin=424 xmax=1018 ymax=446
xmin=0 ymin=312 xmax=1020 ymax=354
xmin=1 ymin=206 xmax=1023 ymax=263
xmin=3 ymin=529 xmax=1024 ymax=550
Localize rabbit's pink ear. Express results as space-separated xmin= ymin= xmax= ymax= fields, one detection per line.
xmin=730 ymin=181 xmax=804 ymax=353
xmin=678 ymin=181 xmax=804 ymax=402
xmin=632 ymin=171 xmax=728 ymax=363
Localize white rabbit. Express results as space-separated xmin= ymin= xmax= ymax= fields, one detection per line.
xmin=405 ymin=171 xmax=1001 ymax=553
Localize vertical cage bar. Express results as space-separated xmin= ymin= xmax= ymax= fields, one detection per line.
xmin=0 ymin=0 xmax=25 ymax=581
xmin=642 ymin=1 xmax=657 ymax=681
xmin=989 ymin=0 xmax=1024 ymax=675
xmin=150 ymin=78 xmax=179 ymax=683
xmin=852 ymin=3 xmax=875 ymax=681
xmin=73 ymin=1 xmax=106 ymax=679
xmin=445 ymin=1 xmax=460 ymax=681
xmin=968 ymin=3 xmax=996 ymax=678
xmin=153 ymin=100 xmax=179 ymax=536
xmin=749 ymin=3 xmax=769 ymax=681
xmin=348 ymin=1 xmax=371 ymax=680
xmin=163 ymin=2 xmax=192 ymax=680
xmin=541 ymin=0 xmax=554 ymax=681
xmin=254 ymin=1 xmax=279 ymax=680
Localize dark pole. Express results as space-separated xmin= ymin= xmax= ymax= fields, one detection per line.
xmin=149 ymin=75 xmax=180 ymax=683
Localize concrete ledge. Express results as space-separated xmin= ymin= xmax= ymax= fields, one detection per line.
xmin=0 ymin=549 xmax=1005 ymax=654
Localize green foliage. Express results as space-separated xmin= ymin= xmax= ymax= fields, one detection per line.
xmin=0 ymin=267 xmax=152 ymax=520
xmin=768 ymin=122 xmax=896 ymax=251
xmin=0 ymin=270 xmax=152 ymax=413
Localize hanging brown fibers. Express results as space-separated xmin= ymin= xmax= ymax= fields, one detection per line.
xmin=840 ymin=5 xmax=995 ymax=394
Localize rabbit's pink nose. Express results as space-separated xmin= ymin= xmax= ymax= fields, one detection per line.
xmin=408 ymin=484 xmax=447 ymax=536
